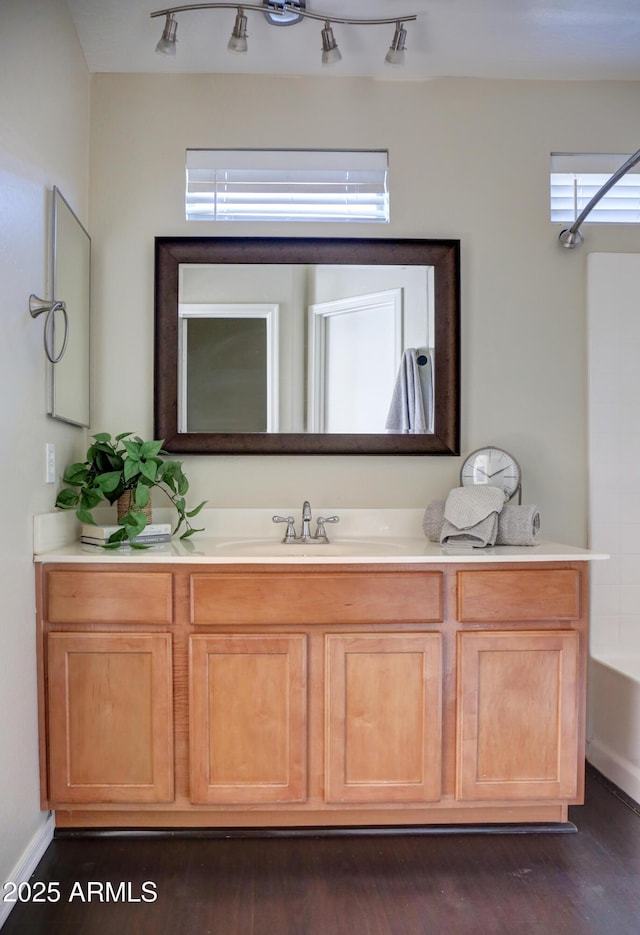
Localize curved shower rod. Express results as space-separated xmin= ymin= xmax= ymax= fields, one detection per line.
xmin=559 ymin=147 xmax=640 ymax=248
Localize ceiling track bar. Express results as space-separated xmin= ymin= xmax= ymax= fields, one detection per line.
xmin=150 ymin=4 xmax=418 ymax=27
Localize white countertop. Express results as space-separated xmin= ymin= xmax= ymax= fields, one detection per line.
xmin=33 ymin=509 xmax=609 ymax=565
xmin=33 ymin=537 xmax=608 ymax=565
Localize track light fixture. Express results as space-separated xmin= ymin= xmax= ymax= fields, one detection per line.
xmin=320 ymin=21 xmax=340 ymax=66
xmin=227 ymin=7 xmax=249 ymax=52
xmin=151 ymin=3 xmax=418 ymax=67
xmin=155 ymin=13 xmax=178 ymax=55
xmin=385 ymin=22 xmax=407 ymax=66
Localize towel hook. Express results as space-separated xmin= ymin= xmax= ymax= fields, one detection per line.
xmin=416 ymin=345 xmax=430 ymax=366
xmin=29 ymin=294 xmax=69 ymax=364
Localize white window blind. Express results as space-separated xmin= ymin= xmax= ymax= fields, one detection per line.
xmin=185 ymin=149 xmax=389 ymax=223
xmin=551 ymin=153 xmax=640 ymax=224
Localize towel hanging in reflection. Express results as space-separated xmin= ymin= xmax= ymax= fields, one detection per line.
xmin=385 ymin=347 xmax=433 ymax=433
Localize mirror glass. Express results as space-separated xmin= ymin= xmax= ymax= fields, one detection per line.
xmin=155 ymin=238 xmax=460 ymax=455
xmin=48 ymin=187 xmax=91 ymax=427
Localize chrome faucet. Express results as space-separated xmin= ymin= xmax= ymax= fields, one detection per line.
xmin=272 ymin=501 xmax=340 ymax=544
xmin=301 ymin=500 xmax=312 ymax=540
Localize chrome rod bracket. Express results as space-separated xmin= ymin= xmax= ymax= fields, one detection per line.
xmin=559 ymin=147 xmax=640 ymax=248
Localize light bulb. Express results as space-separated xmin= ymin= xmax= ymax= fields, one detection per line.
xmin=156 ymin=13 xmax=178 ymax=56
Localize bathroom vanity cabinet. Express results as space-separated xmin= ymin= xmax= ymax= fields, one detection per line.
xmin=34 ymin=555 xmax=591 ymax=830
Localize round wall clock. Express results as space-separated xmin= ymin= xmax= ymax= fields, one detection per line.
xmin=460 ymin=446 xmax=522 ymax=502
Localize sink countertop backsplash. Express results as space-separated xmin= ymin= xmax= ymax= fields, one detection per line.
xmin=33 ymin=507 xmax=608 ymax=566
xmin=34 ymin=507 xmax=426 ymax=554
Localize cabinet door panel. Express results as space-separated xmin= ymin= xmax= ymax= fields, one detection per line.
xmin=47 ymin=632 xmax=174 ymax=804
xmin=190 ymin=634 xmax=307 ymax=804
xmin=326 ymin=633 xmax=442 ymax=803
xmin=456 ymin=630 xmax=580 ymax=800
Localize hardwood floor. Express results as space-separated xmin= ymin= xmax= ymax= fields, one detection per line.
xmin=3 ymin=766 xmax=639 ymax=935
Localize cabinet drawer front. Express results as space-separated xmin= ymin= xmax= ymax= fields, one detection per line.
xmin=457 ymin=569 xmax=580 ymax=622
xmin=47 ymin=571 xmax=173 ymax=624
xmin=191 ymin=571 xmax=443 ymax=626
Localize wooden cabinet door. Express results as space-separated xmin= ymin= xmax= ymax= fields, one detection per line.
xmin=456 ymin=630 xmax=580 ymax=801
xmin=189 ymin=634 xmax=307 ymax=804
xmin=325 ymin=633 xmax=442 ymax=804
xmin=47 ymin=632 xmax=174 ymax=804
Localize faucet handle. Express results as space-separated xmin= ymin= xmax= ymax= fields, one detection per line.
xmin=314 ymin=515 xmax=340 ymax=541
xmin=272 ymin=515 xmax=297 ymax=542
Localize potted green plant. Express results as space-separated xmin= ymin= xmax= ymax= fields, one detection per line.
xmin=55 ymin=432 xmax=206 ymax=548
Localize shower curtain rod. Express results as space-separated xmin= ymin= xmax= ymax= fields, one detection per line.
xmin=559 ymin=147 xmax=640 ymax=248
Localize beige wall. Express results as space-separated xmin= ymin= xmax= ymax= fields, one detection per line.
xmin=0 ymin=0 xmax=89 ymax=885
xmin=91 ymin=74 xmax=640 ymax=543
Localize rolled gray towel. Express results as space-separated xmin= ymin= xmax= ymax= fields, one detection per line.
xmin=423 ymin=500 xmax=541 ymax=546
xmin=495 ymin=503 xmax=540 ymax=546
xmin=440 ymin=512 xmax=499 ymax=547
xmin=422 ymin=500 xmax=446 ymax=542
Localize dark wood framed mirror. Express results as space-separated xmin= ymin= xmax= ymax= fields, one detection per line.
xmin=154 ymin=237 xmax=460 ymax=454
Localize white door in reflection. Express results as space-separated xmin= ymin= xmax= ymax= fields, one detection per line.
xmin=308 ymin=290 xmax=402 ymax=433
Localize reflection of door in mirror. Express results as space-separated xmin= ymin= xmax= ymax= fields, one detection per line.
xmin=308 ymin=289 xmax=403 ymax=433
xmin=49 ymin=188 xmax=90 ymax=427
xmin=178 ymin=304 xmax=279 ymax=432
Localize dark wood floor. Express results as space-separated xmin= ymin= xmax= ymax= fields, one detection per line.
xmin=3 ymin=766 xmax=639 ymax=935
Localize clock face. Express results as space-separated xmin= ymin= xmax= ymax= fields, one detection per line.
xmin=460 ymin=447 xmax=521 ymax=499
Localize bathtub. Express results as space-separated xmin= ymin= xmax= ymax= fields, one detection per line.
xmin=587 ymin=655 xmax=640 ymax=803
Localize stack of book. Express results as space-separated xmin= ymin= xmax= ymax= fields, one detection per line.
xmin=80 ymin=523 xmax=172 ymax=547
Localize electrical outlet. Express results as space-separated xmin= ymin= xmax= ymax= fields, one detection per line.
xmin=45 ymin=443 xmax=56 ymax=484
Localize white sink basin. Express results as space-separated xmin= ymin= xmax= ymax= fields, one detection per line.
xmin=214 ymin=537 xmax=419 ymax=557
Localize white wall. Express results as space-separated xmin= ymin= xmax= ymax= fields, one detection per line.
xmin=587 ymin=254 xmax=640 ymax=659
xmin=0 ymin=0 xmax=89 ymax=888
xmin=90 ymin=75 xmax=640 ymax=541
xmin=587 ymin=253 xmax=640 ymax=800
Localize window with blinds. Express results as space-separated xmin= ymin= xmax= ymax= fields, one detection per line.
xmin=185 ymin=149 xmax=389 ymax=223
xmin=551 ymin=153 xmax=640 ymax=224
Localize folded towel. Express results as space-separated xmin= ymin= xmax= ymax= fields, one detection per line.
xmin=423 ymin=499 xmax=541 ymax=547
xmin=440 ymin=513 xmax=500 ymax=547
xmin=422 ymin=500 xmax=446 ymax=542
xmin=443 ymin=486 xmax=506 ymax=529
xmin=385 ymin=348 xmax=432 ymax=434
xmin=495 ymin=504 xmax=540 ymax=546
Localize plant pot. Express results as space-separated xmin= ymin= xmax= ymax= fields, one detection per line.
xmin=117 ymin=491 xmax=152 ymax=523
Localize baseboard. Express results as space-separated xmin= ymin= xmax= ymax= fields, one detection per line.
xmin=587 ymin=739 xmax=640 ymax=805
xmin=0 ymin=813 xmax=55 ymax=930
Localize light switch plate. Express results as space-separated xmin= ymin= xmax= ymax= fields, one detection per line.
xmin=45 ymin=443 xmax=56 ymax=484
